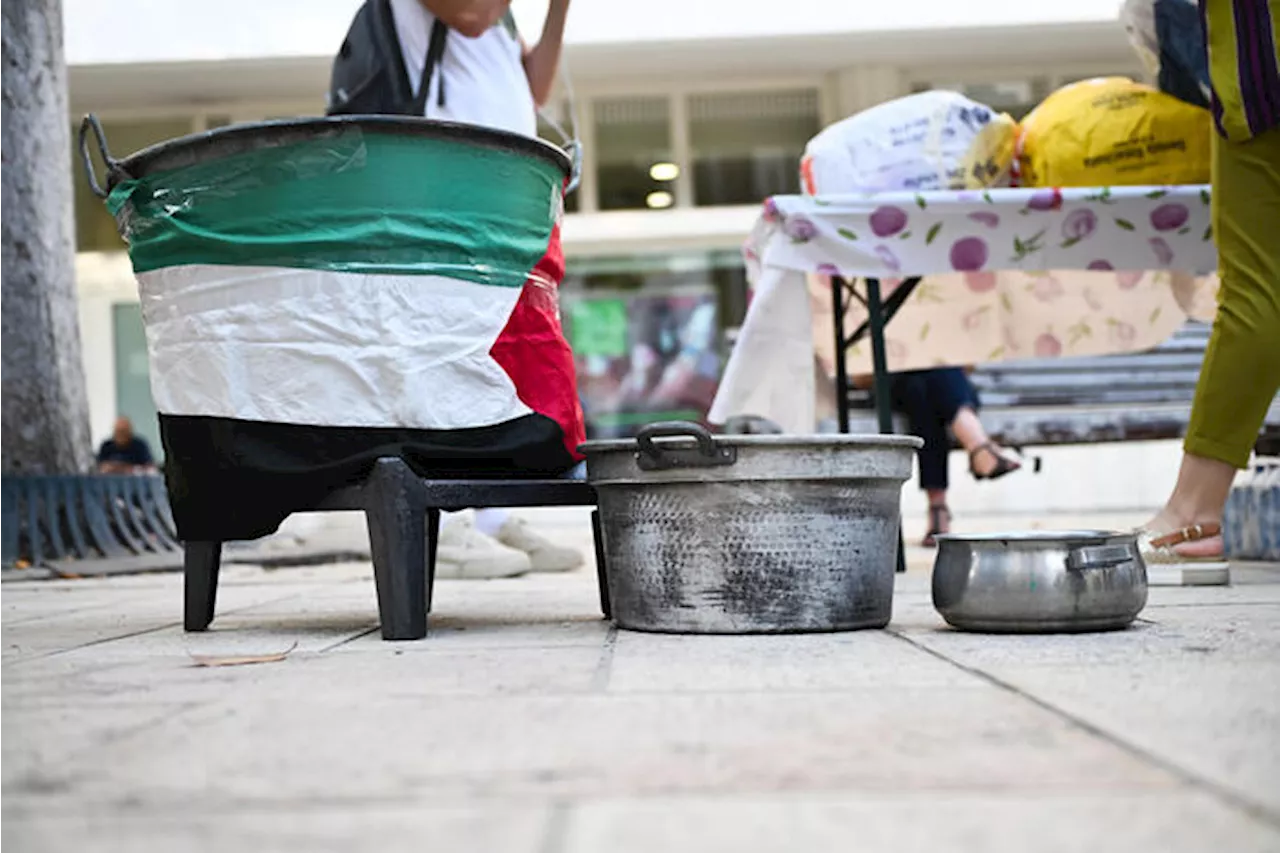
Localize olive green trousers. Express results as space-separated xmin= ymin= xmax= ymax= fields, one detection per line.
xmin=1184 ymin=126 xmax=1280 ymax=468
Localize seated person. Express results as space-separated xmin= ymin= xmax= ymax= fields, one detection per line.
xmin=96 ymin=417 xmax=156 ymax=475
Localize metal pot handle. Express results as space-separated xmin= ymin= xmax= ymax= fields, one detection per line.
xmin=79 ymin=114 xmax=125 ymax=199
xmin=635 ymin=421 xmax=737 ymax=471
xmin=1066 ymin=543 xmax=1137 ymax=571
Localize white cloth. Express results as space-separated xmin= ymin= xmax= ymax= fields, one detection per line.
xmin=389 ymin=0 xmax=536 ymax=138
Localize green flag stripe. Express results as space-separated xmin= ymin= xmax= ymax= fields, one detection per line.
xmin=107 ymin=128 xmax=562 ymax=287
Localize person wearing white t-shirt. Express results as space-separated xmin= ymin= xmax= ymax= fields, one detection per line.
xmin=388 ymin=0 xmax=569 ymax=138
xmin=390 ymin=0 xmax=582 ymax=579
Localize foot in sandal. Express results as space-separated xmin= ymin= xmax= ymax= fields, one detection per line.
xmin=968 ymin=443 xmax=1022 ymax=481
xmin=1136 ymin=517 xmax=1229 ymax=586
xmin=922 ymin=504 xmax=951 ymax=548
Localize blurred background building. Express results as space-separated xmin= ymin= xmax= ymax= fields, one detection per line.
xmin=67 ymin=0 xmax=1142 ymax=456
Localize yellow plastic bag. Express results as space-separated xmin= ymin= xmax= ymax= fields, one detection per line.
xmin=1015 ymin=77 xmax=1211 ymax=187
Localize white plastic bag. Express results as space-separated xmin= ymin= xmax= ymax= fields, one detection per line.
xmin=799 ymin=90 xmax=1018 ymax=195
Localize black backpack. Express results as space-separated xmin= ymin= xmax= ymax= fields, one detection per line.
xmin=326 ymin=0 xmax=449 ymax=116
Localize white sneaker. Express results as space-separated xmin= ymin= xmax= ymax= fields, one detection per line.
xmin=433 ymin=513 xmax=531 ymax=580
xmin=495 ymin=516 xmax=586 ymax=573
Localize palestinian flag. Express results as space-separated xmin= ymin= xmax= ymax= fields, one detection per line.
xmin=106 ymin=118 xmax=584 ymax=541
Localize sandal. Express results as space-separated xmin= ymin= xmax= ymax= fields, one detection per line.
xmin=1136 ymin=523 xmax=1230 ymax=586
xmin=922 ymin=504 xmax=951 ymax=548
xmin=968 ymin=443 xmax=1022 ymax=481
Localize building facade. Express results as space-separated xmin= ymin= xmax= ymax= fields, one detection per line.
xmin=68 ymin=18 xmax=1143 ymax=453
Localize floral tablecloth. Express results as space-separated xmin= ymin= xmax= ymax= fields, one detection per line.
xmin=752 ymin=185 xmax=1216 ymax=278
xmin=710 ymin=185 xmax=1221 ymax=433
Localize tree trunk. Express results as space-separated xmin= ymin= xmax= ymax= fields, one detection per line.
xmin=2 ymin=0 xmax=92 ymax=475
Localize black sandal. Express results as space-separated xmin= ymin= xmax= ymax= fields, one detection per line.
xmin=969 ymin=443 xmax=1022 ymax=481
xmin=922 ymin=504 xmax=951 ymax=548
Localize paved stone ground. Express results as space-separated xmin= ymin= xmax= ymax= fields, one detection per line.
xmin=4 ymin=511 xmax=1279 ymax=852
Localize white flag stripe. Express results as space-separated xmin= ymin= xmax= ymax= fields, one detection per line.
xmin=137 ymin=264 xmax=531 ymax=430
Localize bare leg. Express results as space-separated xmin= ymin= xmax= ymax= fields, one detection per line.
xmin=1144 ymin=452 xmax=1232 ymax=558
xmin=951 ymin=406 xmax=1020 ymax=477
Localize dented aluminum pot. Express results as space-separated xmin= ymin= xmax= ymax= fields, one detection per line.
xmin=932 ymin=530 xmax=1148 ymax=633
xmin=580 ymin=422 xmax=921 ymax=634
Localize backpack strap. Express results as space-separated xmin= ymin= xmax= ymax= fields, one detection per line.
xmin=374 ymin=0 xmax=415 ymax=109
xmin=412 ymin=18 xmax=449 ymax=114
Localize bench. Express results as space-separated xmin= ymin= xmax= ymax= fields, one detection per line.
xmin=840 ymin=321 xmax=1280 ymax=452
xmin=183 ymin=457 xmax=610 ymax=641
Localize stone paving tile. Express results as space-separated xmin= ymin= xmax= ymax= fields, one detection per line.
xmin=337 ymin=577 xmax=612 ymax=652
xmin=980 ymin=660 xmax=1280 ymax=815
xmin=2 ymin=800 xmax=552 ymax=853
xmin=3 ymin=640 xmax=357 ymax=712
xmin=16 ymin=684 xmax=1179 ymax=810
xmin=560 ymin=791 xmax=1280 ymax=853
xmin=291 ymin=644 xmax=607 ymax=698
xmin=3 ymin=700 xmax=198 ymax=794
xmin=605 ymin=630 xmax=975 ymax=692
xmin=2 ymin=587 xmax=119 ymax=625
xmin=1 ymin=586 xmax=351 ymax=666
xmin=898 ymin=602 xmax=1280 ymax=819
xmin=5 ymin=550 xmax=1279 ymax=852
xmin=894 ymin=604 xmax=1280 ymax=665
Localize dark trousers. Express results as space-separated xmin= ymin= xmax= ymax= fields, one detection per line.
xmin=887 ymin=368 xmax=981 ymax=492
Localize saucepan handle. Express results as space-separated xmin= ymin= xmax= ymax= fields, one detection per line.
xmin=635 ymin=422 xmax=737 ymax=471
xmin=1065 ymin=543 xmax=1137 ymax=571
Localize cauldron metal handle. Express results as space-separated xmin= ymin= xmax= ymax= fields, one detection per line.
xmin=635 ymin=422 xmax=737 ymax=472
xmin=79 ymin=114 xmax=125 ymax=199
xmin=1065 ymin=543 xmax=1138 ymax=571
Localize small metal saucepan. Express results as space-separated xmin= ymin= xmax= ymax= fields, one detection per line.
xmin=931 ymin=530 xmax=1147 ymax=633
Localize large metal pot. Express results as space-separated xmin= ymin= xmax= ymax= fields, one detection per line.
xmin=931 ymin=530 xmax=1148 ymax=633
xmin=77 ymin=113 xmax=570 ymax=196
xmin=581 ymin=422 xmax=921 ymax=634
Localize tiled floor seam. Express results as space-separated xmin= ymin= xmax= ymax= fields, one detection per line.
xmin=589 ymin=625 xmax=619 ymax=692
xmin=1 ymin=600 xmax=127 ymax=628
xmin=886 ymin=628 xmax=1280 ymax=831
xmin=315 ymin=626 xmax=381 ymax=653
xmin=1 ymin=591 xmax=311 ymax=667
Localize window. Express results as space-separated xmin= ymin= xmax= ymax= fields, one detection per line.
xmin=561 ymin=251 xmax=748 ymax=438
xmin=967 ymin=79 xmax=1051 ymax=119
xmin=593 ymin=97 xmax=674 ymax=211
xmin=689 ymin=90 xmax=820 ymax=206
xmin=73 ymin=117 xmax=195 ymax=253
xmin=912 ymin=78 xmax=1052 ymax=120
